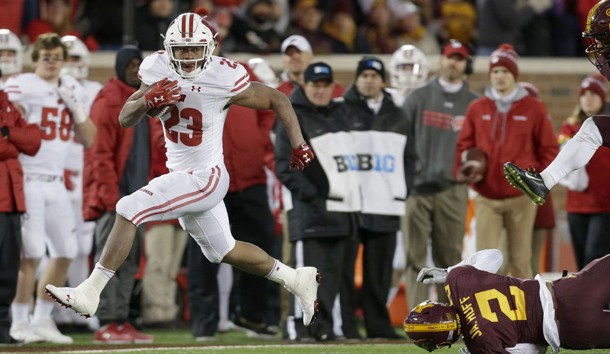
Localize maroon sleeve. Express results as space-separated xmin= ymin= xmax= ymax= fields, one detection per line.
xmin=445 ymin=266 xmax=546 ymax=353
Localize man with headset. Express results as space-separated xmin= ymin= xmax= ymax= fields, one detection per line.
xmin=401 ymin=39 xmax=479 ymax=310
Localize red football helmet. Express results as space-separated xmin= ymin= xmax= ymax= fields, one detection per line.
xmin=583 ymin=0 xmax=610 ymax=80
xmin=404 ymin=301 xmax=461 ymax=352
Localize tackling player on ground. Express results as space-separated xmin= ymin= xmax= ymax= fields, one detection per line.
xmin=45 ymin=12 xmax=320 ymax=327
xmin=504 ymin=0 xmax=610 ymax=205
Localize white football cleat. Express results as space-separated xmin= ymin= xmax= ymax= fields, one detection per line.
xmin=30 ymin=316 xmax=73 ymax=344
xmin=291 ymin=267 xmax=320 ymax=326
xmin=45 ymin=284 xmax=99 ymax=318
xmin=9 ymin=321 xmax=43 ymax=344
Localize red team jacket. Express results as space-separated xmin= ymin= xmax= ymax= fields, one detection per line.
xmin=82 ymin=77 xmax=164 ymax=221
xmin=558 ymin=119 xmax=610 ymax=213
xmin=455 ymin=95 xmax=558 ymax=199
xmin=0 ymin=91 xmax=42 ymax=212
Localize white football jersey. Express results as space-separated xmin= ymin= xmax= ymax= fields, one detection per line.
xmin=65 ymin=79 xmax=102 ymax=171
xmin=139 ymin=52 xmax=250 ymax=172
xmin=4 ymin=73 xmax=85 ymax=176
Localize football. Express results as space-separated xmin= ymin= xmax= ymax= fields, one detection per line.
xmin=146 ymin=105 xmax=173 ymax=118
xmin=456 ymin=147 xmax=487 ymax=183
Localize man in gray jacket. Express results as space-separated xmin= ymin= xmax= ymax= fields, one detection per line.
xmin=402 ymin=40 xmax=479 ymax=311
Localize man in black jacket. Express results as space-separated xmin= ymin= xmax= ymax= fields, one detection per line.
xmin=342 ymin=56 xmax=413 ymax=339
xmin=275 ymin=62 xmax=355 ymax=341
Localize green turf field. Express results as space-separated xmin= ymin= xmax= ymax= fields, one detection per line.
xmin=1 ymin=328 xmax=608 ymax=354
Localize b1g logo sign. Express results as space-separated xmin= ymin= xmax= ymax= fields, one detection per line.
xmin=333 ymin=154 xmax=395 ymax=173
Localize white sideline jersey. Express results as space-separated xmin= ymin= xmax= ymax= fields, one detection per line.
xmin=4 ymin=73 xmax=85 ymax=176
xmin=65 ymin=79 xmax=102 ymax=171
xmin=139 ymin=52 xmax=251 ymax=172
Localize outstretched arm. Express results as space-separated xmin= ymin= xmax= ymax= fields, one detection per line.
xmin=417 ymin=249 xmax=504 ymax=284
xmin=229 ymin=82 xmax=313 ymax=170
xmin=118 ymin=82 xmax=150 ymax=128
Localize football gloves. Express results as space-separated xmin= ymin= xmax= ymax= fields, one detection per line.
xmin=290 ymin=142 xmax=314 ymax=171
xmin=57 ymin=83 xmax=87 ymax=124
xmin=145 ymin=78 xmax=181 ymax=109
xmin=416 ymin=267 xmax=448 ymax=284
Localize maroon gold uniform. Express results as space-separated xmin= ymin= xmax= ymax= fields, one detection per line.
xmin=446 ymin=252 xmax=610 ymax=353
xmin=445 ymin=266 xmax=546 ymax=353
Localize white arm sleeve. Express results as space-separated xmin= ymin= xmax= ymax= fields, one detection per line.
xmin=506 ymin=343 xmax=548 ymax=354
xmin=448 ymin=249 xmax=504 ymax=274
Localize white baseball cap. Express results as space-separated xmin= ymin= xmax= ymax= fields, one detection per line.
xmin=281 ymin=35 xmax=313 ymax=54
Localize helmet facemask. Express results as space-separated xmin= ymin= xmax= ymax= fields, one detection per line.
xmin=404 ymin=301 xmax=461 ymax=352
xmin=164 ymin=13 xmax=216 ymax=79
xmin=389 ymin=45 xmax=429 ymax=94
xmin=0 ymin=29 xmax=23 ymax=76
xmin=583 ymin=32 xmax=610 ymax=80
xmin=60 ymin=35 xmax=90 ymax=79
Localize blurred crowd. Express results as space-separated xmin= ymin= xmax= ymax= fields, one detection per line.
xmin=0 ymin=0 xmax=599 ymax=57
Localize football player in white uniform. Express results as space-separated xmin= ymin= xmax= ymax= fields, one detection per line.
xmin=387 ymin=44 xmax=429 ymax=107
xmin=56 ymin=35 xmax=102 ymax=329
xmin=46 ymin=12 xmax=320 ymax=328
xmin=4 ymin=33 xmax=96 ymax=344
xmin=0 ymin=29 xmax=23 ymax=87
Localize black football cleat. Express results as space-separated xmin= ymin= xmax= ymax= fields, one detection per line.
xmin=503 ymin=162 xmax=549 ymax=205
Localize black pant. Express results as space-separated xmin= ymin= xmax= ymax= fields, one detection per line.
xmin=187 ymin=184 xmax=275 ymax=336
xmin=343 ymin=228 xmax=396 ymax=338
xmin=568 ymin=212 xmax=610 ymax=270
xmin=0 ymin=213 xmax=21 ymax=341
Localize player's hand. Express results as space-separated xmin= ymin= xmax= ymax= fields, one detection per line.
xmin=290 ymin=142 xmax=314 ymax=171
xmin=57 ymin=83 xmax=87 ymax=124
xmin=416 ymin=267 xmax=448 ymax=284
xmin=145 ymin=78 xmax=181 ymax=109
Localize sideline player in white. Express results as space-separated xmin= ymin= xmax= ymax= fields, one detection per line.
xmin=4 ymin=33 xmax=96 ymax=343
xmin=57 ymin=35 xmax=102 ymax=329
xmin=0 ymin=29 xmax=23 ymax=87
xmin=46 ymin=12 xmax=321 ymax=327
xmin=387 ymin=44 xmax=429 ymax=107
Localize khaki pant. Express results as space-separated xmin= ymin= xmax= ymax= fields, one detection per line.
xmin=141 ymin=223 xmax=188 ymax=324
xmin=474 ymin=194 xmax=537 ymax=279
xmin=403 ymin=184 xmax=468 ymax=309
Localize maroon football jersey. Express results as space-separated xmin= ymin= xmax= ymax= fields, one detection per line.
xmin=445 ymin=266 xmax=547 ymax=353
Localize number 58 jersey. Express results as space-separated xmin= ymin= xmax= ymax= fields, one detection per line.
xmin=138 ymin=52 xmax=251 ymax=173
xmin=4 ymin=73 xmax=84 ymax=176
xmin=444 ymin=266 xmax=547 ymax=353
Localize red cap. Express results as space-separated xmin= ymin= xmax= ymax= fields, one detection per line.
xmin=443 ymin=40 xmax=469 ymax=58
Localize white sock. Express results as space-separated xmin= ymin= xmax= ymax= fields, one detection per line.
xmin=32 ymin=299 xmax=55 ymax=322
xmin=81 ymin=263 xmax=114 ymax=294
xmin=542 ymin=117 xmax=602 ymax=189
xmin=217 ymin=263 xmax=232 ymax=323
xmin=68 ymin=254 xmax=90 ymax=286
xmin=11 ymin=302 xmax=30 ymax=323
xmin=266 ymin=259 xmax=297 ymax=291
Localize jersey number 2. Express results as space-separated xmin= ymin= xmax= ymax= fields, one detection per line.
xmin=163 ymin=107 xmax=203 ymax=146
xmin=475 ymin=286 xmax=527 ymax=322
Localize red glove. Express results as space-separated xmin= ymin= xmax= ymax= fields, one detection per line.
xmin=144 ymin=78 xmax=181 ymax=108
xmin=290 ymin=142 xmax=314 ymax=171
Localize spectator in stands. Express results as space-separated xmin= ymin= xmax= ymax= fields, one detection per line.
xmin=75 ymin=0 xmax=123 ymax=49
xmin=286 ymin=0 xmax=333 ymax=55
xmin=557 ymin=75 xmax=610 ymax=270
xmin=135 ymin=0 xmax=177 ymax=51
xmin=82 ymin=45 xmax=156 ymax=344
xmin=0 ymin=0 xmax=25 ymax=36
xmin=454 ymin=43 xmax=557 ymax=278
xmin=230 ymin=0 xmax=282 ymax=53
xmin=391 ymin=2 xmax=440 ymax=56
xmin=358 ymin=0 xmax=397 ymax=54
xmin=320 ymin=0 xmax=371 ymax=54
xmin=439 ymin=0 xmax=476 ymax=47
xmin=25 ymin=0 xmax=99 ymax=50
